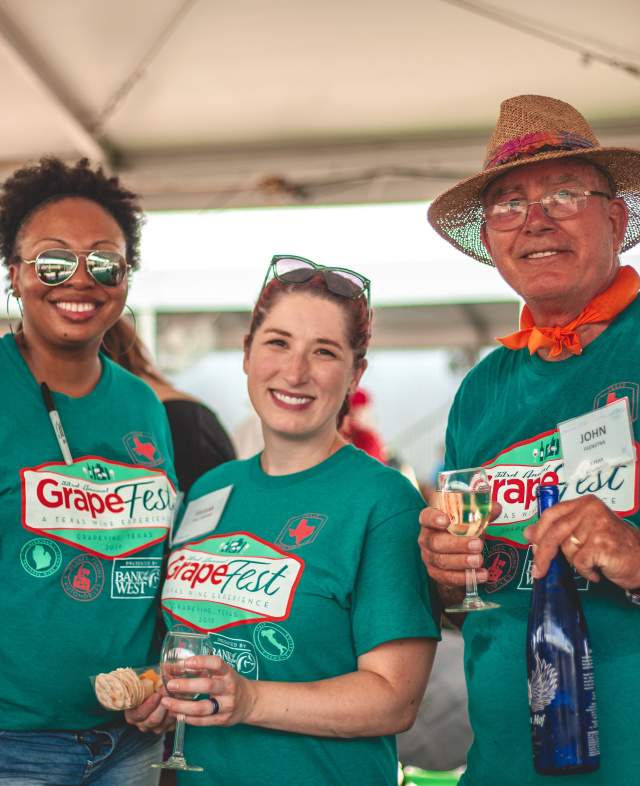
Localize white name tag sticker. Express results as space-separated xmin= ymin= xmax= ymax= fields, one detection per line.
xmin=558 ymin=398 xmax=635 ymax=480
xmin=172 ymin=485 xmax=233 ymax=547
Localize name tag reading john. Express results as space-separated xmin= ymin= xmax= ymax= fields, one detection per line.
xmin=558 ymin=398 xmax=635 ymax=480
xmin=172 ymin=485 xmax=233 ymax=547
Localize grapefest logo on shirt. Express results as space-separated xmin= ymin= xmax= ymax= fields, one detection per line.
xmin=483 ymin=428 xmax=639 ymax=548
xmin=162 ymin=531 xmax=304 ymax=633
xmin=21 ymin=456 xmax=177 ymax=559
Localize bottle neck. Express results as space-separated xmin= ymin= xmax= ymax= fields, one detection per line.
xmin=540 ymin=550 xmax=574 ymax=588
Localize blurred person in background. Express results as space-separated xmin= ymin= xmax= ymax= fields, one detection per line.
xmin=417 ymin=442 xmax=445 ymax=508
xmin=340 ymin=386 xmax=387 ymax=462
xmin=396 ymin=621 xmax=471 ymax=774
xmin=127 ymin=254 xmax=440 ymax=786
xmin=104 ymin=317 xmax=235 ymax=494
xmin=0 ymin=157 xmax=176 ymax=785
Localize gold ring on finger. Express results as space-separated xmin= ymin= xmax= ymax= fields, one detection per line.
xmin=569 ymin=534 xmax=583 ymax=547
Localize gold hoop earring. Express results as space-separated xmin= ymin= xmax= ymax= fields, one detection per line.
xmin=101 ymin=304 xmax=138 ymax=358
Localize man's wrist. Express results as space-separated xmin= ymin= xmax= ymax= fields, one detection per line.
xmin=622 ymin=520 xmax=640 ymax=601
xmin=625 ymin=588 xmax=640 ymax=606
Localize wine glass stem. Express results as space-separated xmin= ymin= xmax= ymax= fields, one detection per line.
xmin=172 ymin=714 xmax=187 ymax=759
xmin=465 ymin=568 xmax=481 ymax=602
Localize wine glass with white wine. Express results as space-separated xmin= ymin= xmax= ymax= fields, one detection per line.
xmin=151 ymin=630 xmax=211 ymax=772
xmin=438 ymin=466 xmax=499 ymax=613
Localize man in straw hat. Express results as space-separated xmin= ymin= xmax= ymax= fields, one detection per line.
xmin=419 ymin=95 xmax=640 ymax=785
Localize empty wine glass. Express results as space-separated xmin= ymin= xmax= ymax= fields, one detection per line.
xmin=438 ymin=466 xmax=499 ymax=612
xmin=151 ymin=630 xmax=211 ymax=772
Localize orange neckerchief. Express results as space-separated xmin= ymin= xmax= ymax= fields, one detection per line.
xmin=497 ymin=266 xmax=640 ymax=358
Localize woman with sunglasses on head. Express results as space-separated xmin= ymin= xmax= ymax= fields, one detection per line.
xmin=127 ymin=255 xmax=440 ymax=785
xmin=0 ymin=158 xmax=176 ymax=785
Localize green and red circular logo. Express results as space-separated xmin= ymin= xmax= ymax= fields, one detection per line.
xmin=61 ymin=554 xmax=105 ymax=601
xmin=484 ymin=542 xmax=519 ymax=593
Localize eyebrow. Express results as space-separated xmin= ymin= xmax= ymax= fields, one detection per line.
xmin=316 ymin=338 xmax=343 ymax=350
xmin=33 ymin=236 xmax=120 ymax=247
xmin=488 ymin=173 xmax=586 ymax=201
xmin=264 ymin=328 xmax=292 ymax=337
xmin=263 ymin=328 xmax=343 ymax=350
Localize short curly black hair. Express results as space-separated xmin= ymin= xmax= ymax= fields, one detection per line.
xmin=0 ymin=157 xmax=143 ymax=269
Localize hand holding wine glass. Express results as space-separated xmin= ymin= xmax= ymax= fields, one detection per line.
xmin=437 ymin=467 xmax=499 ymax=613
xmin=151 ymin=630 xmax=211 ymax=772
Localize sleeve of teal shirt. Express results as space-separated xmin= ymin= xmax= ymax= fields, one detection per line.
xmin=351 ymin=505 xmax=441 ymax=657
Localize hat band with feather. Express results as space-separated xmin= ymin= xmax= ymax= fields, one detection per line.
xmin=486 ymin=131 xmax=595 ymax=168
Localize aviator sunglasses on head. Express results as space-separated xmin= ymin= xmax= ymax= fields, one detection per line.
xmin=20 ymin=248 xmax=129 ymax=287
xmin=262 ymin=254 xmax=371 ymax=305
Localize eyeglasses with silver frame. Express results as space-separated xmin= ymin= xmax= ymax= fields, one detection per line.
xmin=484 ymin=189 xmax=611 ymax=231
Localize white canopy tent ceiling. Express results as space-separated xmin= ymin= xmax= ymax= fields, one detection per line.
xmin=0 ymin=0 xmax=638 ymax=359
xmin=0 ymin=0 xmax=638 ymax=210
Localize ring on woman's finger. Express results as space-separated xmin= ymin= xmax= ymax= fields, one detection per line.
xmin=210 ymin=696 xmax=220 ymax=716
xmin=569 ymin=534 xmax=583 ymax=547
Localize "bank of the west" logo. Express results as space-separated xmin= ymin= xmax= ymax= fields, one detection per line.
xmin=21 ymin=456 xmax=177 ymax=558
xmin=111 ymin=557 xmax=162 ymax=598
xmin=162 ymin=531 xmax=304 ymax=633
xmin=208 ymin=633 xmax=260 ymax=679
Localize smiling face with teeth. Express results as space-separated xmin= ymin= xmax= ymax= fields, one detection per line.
xmin=243 ymin=291 xmax=366 ymax=448
xmin=480 ymin=159 xmax=628 ymax=325
xmin=10 ymin=197 xmax=128 ymax=357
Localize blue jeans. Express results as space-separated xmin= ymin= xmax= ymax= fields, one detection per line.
xmin=0 ymin=724 xmax=163 ymax=786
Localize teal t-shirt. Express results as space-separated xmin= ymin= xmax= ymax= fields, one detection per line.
xmin=445 ymin=299 xmax=640 ymax=786
xmin=163 ymin=445 xmax=440 ymax=786
xmin=0 ymin=334 xmax=177 ymax=731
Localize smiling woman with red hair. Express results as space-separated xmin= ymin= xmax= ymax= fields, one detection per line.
xmin=127 ymin=254 xmax=439 ymax=786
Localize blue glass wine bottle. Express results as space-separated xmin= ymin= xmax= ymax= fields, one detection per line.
xmin=526 ymin=484 xmax=600 ymax=775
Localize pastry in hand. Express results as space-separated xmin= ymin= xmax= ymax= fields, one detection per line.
xmin=94 ymin=667 xmax=160 ymax=710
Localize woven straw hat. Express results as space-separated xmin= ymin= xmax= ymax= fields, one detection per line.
xmin=427 ymin=94 xmax=640 ymax=265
